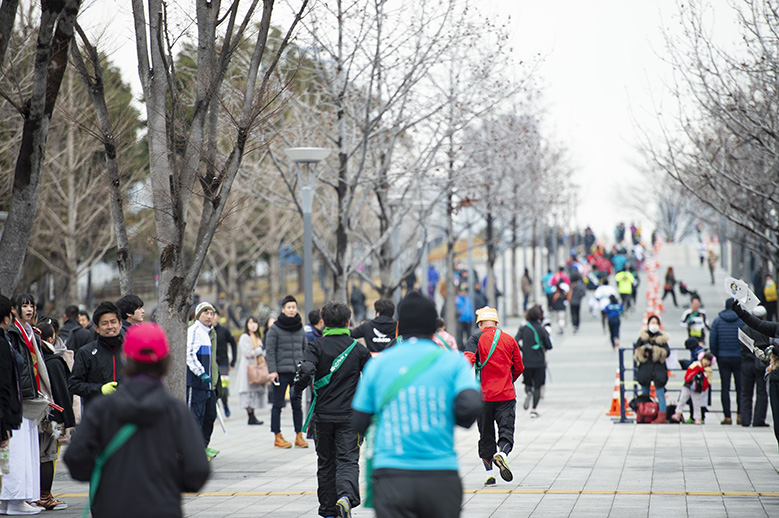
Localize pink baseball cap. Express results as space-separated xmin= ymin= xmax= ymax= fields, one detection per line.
xmin=124 ymin=323 xmax=170 ymax=363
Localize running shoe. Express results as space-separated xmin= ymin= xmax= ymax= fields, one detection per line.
xmin=530 ymin=411 xmax=539 ymax=419
xmin=205 ymin=447 xmax=220 ymax=460
xmin=336 ymin=495 xmax=351 ymax=518
xmin=484 ymin=475 xmax=497 ymax=487
xmin=493 ymin=452 xmax=513 ymax=482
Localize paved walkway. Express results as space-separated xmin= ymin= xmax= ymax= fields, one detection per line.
xmin=52 ymin=252 xmax=779 ymax=517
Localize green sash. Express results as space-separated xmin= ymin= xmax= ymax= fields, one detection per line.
xmin=85 ymin=423 xmax=138 ymax=518
xmin=527 ymin=324 xmax=543 ymax=350
xmin=434 ymin=333 xmax=449 ymax=349
xmin=363 ymin=348 xmax=445 ymax=508
xmin=475 ymin=328 xmax=501 ymax=381
xmin=303 ymin=339 xmax=358 ymax=432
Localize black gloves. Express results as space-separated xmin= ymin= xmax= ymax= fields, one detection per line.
xmin=731 ymin=299 xmax=745 ymax=318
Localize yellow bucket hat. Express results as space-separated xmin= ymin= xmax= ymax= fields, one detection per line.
xmin=476 ymin=307 xmax=499 ymax=325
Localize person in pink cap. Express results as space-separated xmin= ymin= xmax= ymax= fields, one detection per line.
xmin=64 ymin=323 xmax=209 ymax=518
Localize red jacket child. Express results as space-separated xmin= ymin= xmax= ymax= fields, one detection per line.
xmin=464 ymin=324 xmax=524 ymax=401
xmin=684 ymin=359 xmax=713 ymax=392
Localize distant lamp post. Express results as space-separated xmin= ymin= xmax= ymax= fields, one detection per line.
xmin=285 ymin=147 xmax=330 ymax=317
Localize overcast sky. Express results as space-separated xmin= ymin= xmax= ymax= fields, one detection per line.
xmin=80 ymin=1 xmax=737 ymax=240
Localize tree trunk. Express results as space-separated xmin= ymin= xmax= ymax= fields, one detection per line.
xmin=0 ymin=0 xmax=82 ymax=296
xmin=510 ymin=215 xmax=518 ymax=317
xmin=485 ymin=211 xmax=496 ymax=306
xmin=444 ymin=187 xmax=456 ymax=333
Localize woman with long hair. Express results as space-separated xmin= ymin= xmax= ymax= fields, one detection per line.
xmin=235 ymin=317 xmax=267 ymax=425
xmin=662 ymin=267 xmax=678 ymax=307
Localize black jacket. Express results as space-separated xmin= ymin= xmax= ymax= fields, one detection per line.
xmin=350 ymin=315 xmax=397 ymax=353
xmin=67 ymin=326 xmax=95 ymax=352
xmin=63 ymin=377 xmax=210 ymax=518
xmin=68 ymin=337 xmax=124 ymax=408
xmin=293 ymin=334 xmax=371 ymax=422
xmin=42 ymin=345 xmax=75 ymax=428
xmin=0 ymin=329 xmax=22 ymax=439
xmin=58 ymin=319 xmax=81 ymax=346
xmin=7 ymin=321 xmax=41 ymax=400
xmin=515 ymin=320 xmax=553 ymax=369
xmin=214 ymin=323 xmax=237 ymax=367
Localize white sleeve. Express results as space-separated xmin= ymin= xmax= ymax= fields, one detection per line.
xmin=186 ymin=327 xmax=205 ymax=376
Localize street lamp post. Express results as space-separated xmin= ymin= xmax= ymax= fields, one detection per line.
xmin=285 ymin=147 xmax=330 ymax=318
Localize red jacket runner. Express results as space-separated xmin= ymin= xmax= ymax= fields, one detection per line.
xmin=464 ymin=326 xmax=524 ymax=401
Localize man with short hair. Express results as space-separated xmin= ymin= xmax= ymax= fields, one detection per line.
xmin=69 ymin=301 xmax=125 ymax=413
xmin=77 ymin=311 xmax=91 ymax=329
xmin=67 ymin=310 xmax=95 ymax=352
xmin=186 ymin=302 xmax=220 ymax=458
xmin=58 ymin=305 xmax=81 ymax=345
xmin=293 ymin=302 xmax=371 ymax=518
xmin=464 ymin=306 xmax=524 ymax=487
xmin=305 ymin=309 xmax=324 ymax=343
xmin=352 ymin=292 xmax=481 ymax=517
xmin=350 ymin=299 xmax=396 ymax=353
xmin=681 ymin=295 xmax=710 ymax=344
xmin=116 ymin=294 xmax=145 ymax=334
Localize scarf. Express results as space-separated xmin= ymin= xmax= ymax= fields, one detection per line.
xmin=249 ymin=332 xmax=261 ymax=350
xmin=323 ymin=327 xmax=350 ymax=336
xmin=275 ymin=313 xmax=302 ymax=332
xmin=15 ymin=319 xmax=40 ymax=391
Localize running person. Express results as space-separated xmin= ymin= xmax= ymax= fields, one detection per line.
xmin=516 ymin=305 xmax=552 ymax=419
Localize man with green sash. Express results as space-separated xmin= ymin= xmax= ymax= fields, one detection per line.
xmin=464 ymin=306 xmax=524 ymax=487
xmin=292 ymin=302 xmax=370 ymax=518
xmin=351 ymin=292 xmax=482 ymax=518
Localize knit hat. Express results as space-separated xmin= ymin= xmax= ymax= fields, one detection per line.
xmin=195 ymin=302 xmax=215 ymax=320
xmin=280 ymin=295 xmax=297 ymax=308
xmin=397 ymin=291 xmax=438 ymax=338
xmin=476 ymin=306 xmax=499 ymax=325
xmin=124 ymin=323 xmax=169 ymax=363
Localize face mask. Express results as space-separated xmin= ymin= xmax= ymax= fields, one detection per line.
xmin=648 ymin=323 xmax=660 ymax=334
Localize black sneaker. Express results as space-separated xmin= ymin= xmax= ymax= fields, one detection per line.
xmin=484 ymin=475 xmax=497 ymax=487
xmin=336 ymin=495 xmax=351 ymax=518
xmin=493 ymin=452 xmax=513 ymax=482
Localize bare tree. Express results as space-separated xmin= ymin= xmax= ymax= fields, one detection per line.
xmin=130 ymin=0 xmax=308 ymax=397
xmin=0 ymin=0 xmax=83 ymax=296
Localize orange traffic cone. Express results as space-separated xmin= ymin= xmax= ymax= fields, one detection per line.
xmin=607 ymin=369 xmax=634 ymax=417
xmin=649 ymin=382 xmax=657 ymax=400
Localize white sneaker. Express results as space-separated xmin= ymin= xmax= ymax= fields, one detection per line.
xmin=530 ymin=411 xmax=540 ymax=419
xmin=6 ymin=501 xmax=41 ymax=515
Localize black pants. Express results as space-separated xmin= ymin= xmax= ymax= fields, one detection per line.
xmin=718 ymin=357 xmax=742 ymax=419
xmin=313 ymin=420 xmax=360 ymax=517
xmin=620 ymin=293 xmax=631 ymax=312
xmin=374 ymin=471 xmax=462 ymax=518
xmin=523 ymin=367 xmax=545 ymax=409
xmin=187 ymin=387 xmax=217 ymax=447
xmin=271 ymin=372 xmax=303 ymax=434
xmin=769 ymin=381 xmax=779 ymax=446
xmin=608 ymin=317 xmax=620 ymax=347
xmin=740 ymin=362 xmax=768 ymax=426
xmin=477 ymin=400 xmax=516 ymax=461
xmin=570 ymin=304 xmax=581 ymax=329
xmin=662 ymin=288 xmax=677 ymax=306
xmin=456 ymin=321 xmax=472 ymax=352
xmin=766 ymin=301 xmax=778 ymax=322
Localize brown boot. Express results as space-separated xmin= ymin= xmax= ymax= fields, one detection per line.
xmin=651 ymin=415 xmax=667 ymax=424
xmin=736 ymin=414 xmax=742 ymax=425
xmin=295 ymin=432 xmax=309 ymax=448
xmin=721 ymin=417 xmax=732 ymax=425
xmin=274 ymin=433 xmax=292 ymax=448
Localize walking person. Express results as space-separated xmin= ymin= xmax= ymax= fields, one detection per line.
xmin=516 ymin=305 xmax=552 ymax=419
xmin=662 ymin=267 xmax=678 ymax=307
xmin=63 ymin=323 xmax=210 ymax=518
xmin=464 ymin=307 xmax=524 ymax=487
xmin=213 ymin=308 xmax=237 ymax=418
xmin=186 ymin=301 xmax=220 ymax=458
xmin=764 ymin=274 xmax=777 ymax=322
xmin=351 ymin=292 xmax=481 ymax=517
xmin=568 ymin=278 xmax=586 ymax=333
xmin=235 ymin=317 xmax=266 ymax=426
xmin=707 ymin=248 xmax=718 ymax=285
xmin=292 ymin=302 xmax=371 ymax=518
xmin=350 ymin=299 xmax=396 ymax=354
xmin=605 ymin=295 xmax=624 ymax=350
xmin=521 ymin=269 xmax=532 ymax=312
xmin=633 ymin=315 xmax=671 ymax=424
xmin=710 ymin=299 xmax=744 ymax=425
xmin=739 ymin=306 xmax=769 ymax=427
xmin=265 ymin=295 xmax=308 ymax=448
xmin=350 ymin=284 xmax=367 ymax=324
xmin=455 ymin=285 xmax=475 ymax=351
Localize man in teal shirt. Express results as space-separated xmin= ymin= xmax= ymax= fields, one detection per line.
xmin=352 ymin=292 xmax=482 ymax=517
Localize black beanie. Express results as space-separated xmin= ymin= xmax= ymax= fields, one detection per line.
xmin=280 ymin=295 xmax=297 ymax=307
xmin=397 ymin=291 xmax=438 ymax=339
